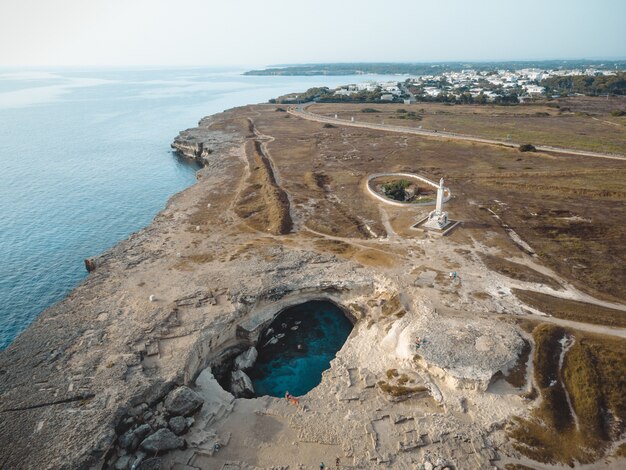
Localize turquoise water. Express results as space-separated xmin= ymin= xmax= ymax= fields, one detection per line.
xmin=249 ymin=301 xmax=353 ymax=397
xmin=0 ymin=68 xmax=394 ymax=350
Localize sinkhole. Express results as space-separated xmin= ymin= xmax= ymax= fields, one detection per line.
xmin=249 ymin=300 xmax=354 ymax=397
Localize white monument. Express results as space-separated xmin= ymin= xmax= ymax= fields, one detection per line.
xmin=423 ymin=178 xmax=450 ymax=230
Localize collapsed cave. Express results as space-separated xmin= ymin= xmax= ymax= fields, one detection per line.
xmin=214 ymin=300 xmax=354 ymax=398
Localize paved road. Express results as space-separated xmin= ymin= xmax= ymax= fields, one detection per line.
xmin=289 ymin=103 xmax=626 ymax=161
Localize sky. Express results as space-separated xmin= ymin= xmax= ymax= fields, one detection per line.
xmin=1 ymin=0 xmax=625 ymax=67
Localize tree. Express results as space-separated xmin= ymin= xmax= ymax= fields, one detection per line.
xmin=382 ymin=180 xmax=411 ymax=201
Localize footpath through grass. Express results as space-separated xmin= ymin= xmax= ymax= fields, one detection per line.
xmin=509 ymin=323 xmax=626 ymax=465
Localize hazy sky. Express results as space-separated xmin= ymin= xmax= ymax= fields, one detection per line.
xmin=1 ymin=0 xmax=625 ymax=67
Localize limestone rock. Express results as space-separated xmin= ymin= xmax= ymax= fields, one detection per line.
xmin=114 ymin=454 xmax=132 ymax=470
xmin=131 ymin=451 xmax=147 ymax=469
xmin=140 ymin=428 xmax=184 ymax=453
xmin=119 ymin=424 xmax=152 ymax=451
xmin=149 ymin=413 xmax=168 ymax=430
xmin=168 ymin=416 xmax=188 ymax=436
xmin=137 ymin=457 xmax=163 ymax=470
xmin=230 ymin=369 xmax=255 ymax=398
xmin=129 ymin=403 xmax=148 ymax=417
xmin=164 ymin=386 xmax=204 ymax=417
xmin=234 ymin=347 xmax=258 ymax=371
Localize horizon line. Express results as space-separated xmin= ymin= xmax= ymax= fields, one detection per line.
xmin=1 ymin=57 xmax=626 ymax=70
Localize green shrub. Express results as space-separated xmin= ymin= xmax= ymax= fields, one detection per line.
xmin=519 ymin=143 xmax=537 ymax=152
xmin=382 ymin=179 xmax=411 ymax=201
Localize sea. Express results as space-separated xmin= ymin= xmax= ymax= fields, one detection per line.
xmin=0 ymin=67 xmax=395 ymax=350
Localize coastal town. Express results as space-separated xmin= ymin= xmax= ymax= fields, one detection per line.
xmin=278 ymin=66 xmax=624 ymax=105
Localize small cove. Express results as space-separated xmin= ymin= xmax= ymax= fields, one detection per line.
xmin=248 ymin=300 xmax=353 ymax=397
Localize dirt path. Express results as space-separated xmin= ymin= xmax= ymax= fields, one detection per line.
xmin=523 ymin=311 xmax=626 ymax=339
xmin=558 ymin=335 xmax=579 ymax=431
xmin=289 ymin=104 xmax=626 ymax=161
xmin=379 ymin=207 xmax=398 ymax=240
xmin=591 ymin=115 xmax=624 ymax=128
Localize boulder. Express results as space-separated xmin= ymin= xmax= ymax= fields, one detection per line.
xmin=234 ymin=347 xmax=258 ymax=371
xmin=128 ymin=403 xmax=148 ymax=417
xmin=140 ymin=428 xmax=184 ymax=453
xmin=168 ymin=416 xmax=187 ymax=436
xmin=119 ymin=424 xmax=152 ymax=451
xmin=84 ymin=258 xmax=96 ymax=272
xmin=230 ymin=370 xmax=255 ymax=398
xmin=137 ymin=457 xmax=163 ymax=470
xmin=163 ymin=386 xmax=204 ymax=417
xmin=149 ymin=413 xmax=168 ymax=430
xmin=130 ymin=451 xmax=146 ymax=469
xmin=114 ymin=455 xmax=132 ymax=470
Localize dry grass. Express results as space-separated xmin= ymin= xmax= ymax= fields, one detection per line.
xmin=309 ymin=100 xmax=626 ymax=154
xmin=504 ymin=465 xmax=537 ymax=470
xmin=311 ymin=239 xmax=396 ymax=267
xmin=354 ymin=249 xmax=397 ymax=268
xmin=381 ymin=294 xmax=402 ymax=317
xmin=377 ymin=381 xmax=428 ymax=397
xmin=243 ymin=101 xmax=626 ymax=299
xmin=509 ymin=323 xmax=626 ymax=465
xmin=503 ymin=339 xmax=531 ymax=388
xmin=614 ymin=443 xmax=626 ymax=458
xmin=480 ymin=254 xmax=561 ymax=289
xmin=313 ymin=239 xmax=356 ymax=257
xmin=471 ymin=291 xmax=491 ymax=300
xmin=235 ymin=139 xmax=292 ymax=235
xmin=513 ymin=289 xmax=626 ymax=328
xmin=385 ymin=368 xmax=398 ymax=379
xmin=173 ymin=253 xmax=215 ymax=271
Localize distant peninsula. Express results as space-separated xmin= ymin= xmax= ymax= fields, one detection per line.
xmin=244 ymin=60 xmax=626 ymax=76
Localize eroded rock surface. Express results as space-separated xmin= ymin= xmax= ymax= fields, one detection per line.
xmin=229 ymin=369 xmax=255 ymax=398
xmin=140 ymin=428 xmax=184 ymax=453
xmin=163 ymin=386 xmax=204 ymax=417
xmin=233 ymin=346 xmax=258 ymax=371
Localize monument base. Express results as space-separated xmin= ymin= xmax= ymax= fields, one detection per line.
xmin=412 ymin=216 xmax=461 ymax=236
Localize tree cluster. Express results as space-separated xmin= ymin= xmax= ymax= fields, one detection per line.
xmin=541 ymin=73 xmax=626 ymax=96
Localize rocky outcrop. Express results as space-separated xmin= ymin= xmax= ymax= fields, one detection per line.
xmin=230 ymin=369 xmax=255 ymax=398
xmin=170 ymin=119 xmax=240 ymax=166
xmin=140 ymin=428 xmax=184 ymax=453
xmin=163 ymin=386 xmax=204 ymax=417
xmin=119 ymin=423 xmax=152 ymax=451
xmin=168 ymin=416 xmax=187 ymax=436
xmin=233 ymin=346 xmax=258 ymax=371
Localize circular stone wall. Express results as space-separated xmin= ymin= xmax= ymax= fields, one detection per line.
xmin=366 ymin=172 xmax=451 ymax=207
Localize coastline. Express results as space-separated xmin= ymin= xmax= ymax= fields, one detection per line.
xmin=0 ymin=104 xmax=376 ymax=468
xmin=0 ymin=111 xmax=242 ymax=467
xmin=1 ymin=100 xmax=624 ymax=469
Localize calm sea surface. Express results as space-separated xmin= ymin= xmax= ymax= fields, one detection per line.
xmin=249 ymin=300 xmax=353 ymax=397
xmin=0 ymin=68 xmax=394 ymax=349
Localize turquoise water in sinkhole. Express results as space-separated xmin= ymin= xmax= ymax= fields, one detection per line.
xmin=249 ymin=301 xmax=353 ymax=397
xmin=0 ymin=68 xmax=394 ymax=350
